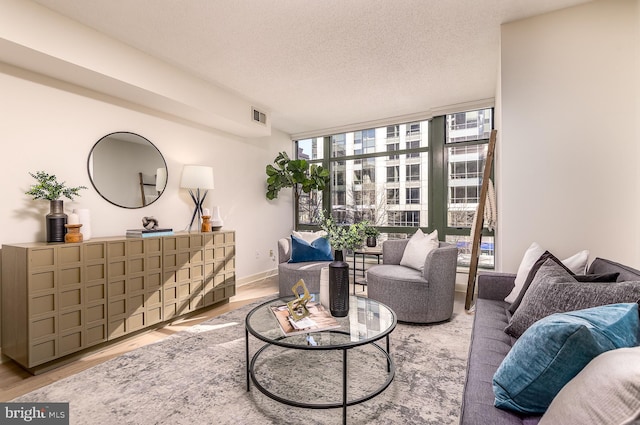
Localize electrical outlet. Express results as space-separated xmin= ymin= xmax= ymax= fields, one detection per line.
xmin=255 ymin=250 xmax=260 ymax=259
xmin=269 ymin=249 xmax=274 ymax=257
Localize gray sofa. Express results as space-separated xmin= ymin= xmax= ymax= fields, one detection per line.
xmin=277 ymin=237 xmax=331 ymax=297
xmin=367 ymin=239 xmax=458 ymax=323
xmin=459 ymin=257 xmax=640 ymax=425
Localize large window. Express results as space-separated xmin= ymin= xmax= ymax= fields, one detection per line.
xmin=295 ymin=108 xmax=494 ymax=268
xmin=445 ymin=108 xmax=494 ymax=268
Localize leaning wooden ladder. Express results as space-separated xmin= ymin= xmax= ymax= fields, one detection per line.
xmin=465 ymin=129 xmax=497 ymax=311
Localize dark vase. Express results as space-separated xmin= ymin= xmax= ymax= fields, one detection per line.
xmin=46 ymin=200 xmax=67 ymax=243
xmin=366 ymin=236 xmax=377 ymax=247
xmin=329 ymin=249 xmax=350 ymax=317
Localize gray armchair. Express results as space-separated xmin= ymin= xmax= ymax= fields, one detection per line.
xmin=366 ymin=239 xmax=458 ymax=323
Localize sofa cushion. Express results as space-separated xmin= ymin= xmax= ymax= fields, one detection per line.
xmin=574 ymin=272 xmax=620 ymax=282
xmin=505 ymin=242 xmax=588 ymax=303
xmin=588 ymin=257 xmax=640 ymax=282
xmin=508 ymin=251 xmax=620 ymax=314
xmin=288 ymin=234 xmax=333 ymax=263
xmin=505 ymin=259 xmax=640 ymax=338
xmin=508 ymin=251 xmax=573 ymax=314
xmin=494 ymin=303 xmax=640 ymax=414
xmin=539 ymin=346 xmax=640 ymax=425
xmin=399 ymin=228 xmax=438 ymax=271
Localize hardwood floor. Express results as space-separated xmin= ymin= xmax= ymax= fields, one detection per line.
xmin=0 ymin=276 xmax=280 ymax=402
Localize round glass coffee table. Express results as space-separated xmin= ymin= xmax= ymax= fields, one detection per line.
xmin=245 ymin=295 xmax=397 ymax=425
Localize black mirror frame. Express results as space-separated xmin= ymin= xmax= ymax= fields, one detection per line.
xmin=87 ymin=131 xmax=168 ymax=209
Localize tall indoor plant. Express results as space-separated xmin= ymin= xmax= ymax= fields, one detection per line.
xmin=318 ymin=211 xmax=367 ymax=316
xmin=265 ymin=151 xmax=329 ymax=206
xmin=25 ymin=171 xmax=87 ymax=243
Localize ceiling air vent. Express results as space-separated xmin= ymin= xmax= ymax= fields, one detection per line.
xmin=252 ymin=107 xmax=267 ymax=125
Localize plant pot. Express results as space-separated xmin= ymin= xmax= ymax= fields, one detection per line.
xmin=329 ymin=250 xmax=350 ymax=317
xmin=46 ymin=200 xmax=67 ymax=243
xmin=366 ymin=236 xmax=377 ymax=248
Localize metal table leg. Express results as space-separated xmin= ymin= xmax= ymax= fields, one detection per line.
xmin=245 ymin=327 xmax=250 ymax=391
xmin=343 ymin=348 xmax=348 ymax=425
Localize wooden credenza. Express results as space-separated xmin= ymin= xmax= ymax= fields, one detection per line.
xmin=1 ymin=231 xmax=235 ymax=372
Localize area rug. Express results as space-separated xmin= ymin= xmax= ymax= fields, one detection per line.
xmin=14 ymin=297 xmax=474 ymax=424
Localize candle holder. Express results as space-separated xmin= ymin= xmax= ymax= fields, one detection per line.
xmin=201 ymin=215 xmax=212 ymax=232
xmin=64 ymin=224 xmax=83 ymax=243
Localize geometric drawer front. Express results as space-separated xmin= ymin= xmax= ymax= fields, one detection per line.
xmin=30 ymin=248 xmax=56 ymax=268
xmin=30 ymin=270 xmax=55 ymax=292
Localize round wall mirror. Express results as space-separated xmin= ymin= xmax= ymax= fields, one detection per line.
xmin=88 ymin=132 xmax=168 ymax=209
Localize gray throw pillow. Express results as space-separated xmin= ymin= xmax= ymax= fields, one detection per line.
xmin=505 ymin=259 xmax=640 ymax=338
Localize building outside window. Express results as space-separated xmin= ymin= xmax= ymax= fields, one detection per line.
xmin=386 ymin=166 xmax=399 ymax=182
xmin=387 ymin=188 xmax=399 ymax=205
xmin=294 ymin=108 xmax=494 ymax=268
xmin=406 ymin=187 xmax=420 ymax=204
xmin=445 ymin=108 xmax=494 ymax=268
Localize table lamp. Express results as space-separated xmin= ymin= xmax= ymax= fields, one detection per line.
xmin=180 ymin=165 xmax=214 ymax=231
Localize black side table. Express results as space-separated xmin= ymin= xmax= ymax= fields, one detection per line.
xmin=352 ymin=247 xmax=383 ymax=294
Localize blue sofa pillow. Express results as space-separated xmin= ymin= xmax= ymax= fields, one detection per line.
xmin=493 ymin=302 xmax=640 ymax=414
xmin=288 ymin=234 xmax=333 ymax=263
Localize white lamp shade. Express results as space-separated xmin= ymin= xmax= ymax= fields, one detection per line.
xmin=155 ymin=167 xmax=167 ymax=192
xmin=180 ymin=165 xmax=214 ymax=189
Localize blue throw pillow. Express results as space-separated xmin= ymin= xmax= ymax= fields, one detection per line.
xmin=493 ymin=303 xmax=639 ymax=414
xmin=288 ymin=234 xmax=333 ymax=263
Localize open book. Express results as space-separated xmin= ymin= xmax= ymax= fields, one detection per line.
xmin=270 ymin=301 xmax=340 ymax=336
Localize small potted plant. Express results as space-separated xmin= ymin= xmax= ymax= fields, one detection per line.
xmin=25 ymin=171 xmax=87 ymax=243
xmin=317 ymin=211 xmax=367 ymax=257
xmin=363 ymin=222 xmax=381 ymax=248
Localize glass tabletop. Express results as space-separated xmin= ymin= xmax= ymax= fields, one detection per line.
xmin=245 ymin=295 xmax=397 ymax=350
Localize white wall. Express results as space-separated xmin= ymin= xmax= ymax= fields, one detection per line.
xmin=498 ymin=0 xmax=639 ymax=272
xmin=0 ymin=64 xmax=293 ymax=282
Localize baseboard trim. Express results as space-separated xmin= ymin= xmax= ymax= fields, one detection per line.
xmin=236 ymin=268 xmax=278 ymax=287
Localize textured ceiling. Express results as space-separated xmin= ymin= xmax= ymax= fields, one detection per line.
xmin=32 ymin=0 xmax=593 ymax=135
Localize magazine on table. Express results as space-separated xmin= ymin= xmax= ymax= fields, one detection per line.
xmin=270 ymin=301 xmax=340 ymax=336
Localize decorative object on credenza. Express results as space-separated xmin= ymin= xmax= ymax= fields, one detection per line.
xmin=72 ymin=208 xmax=91 ymax=240
xmin=25 ymin=171 xmax=87 ymax=243
xmin=201 ymin=208 xmax=212 ymax=232
xmin=142 ymin=216 xmax=159 ymax=230
xmin=287 ymin=279 xmax=312 ymax=321
xmin=64 ymin=214 xmax=83 ymax=243
xmin=210 ymin=206 xmax=223 ymax=230
xmin=128 ymin=217 xmax=172 ymax=237
xmin=126 ymin=228 xmax=174 ymax=238
xmin=318 ymin=211 xmax=368 ymax=317
xmin=180 ymin=165 xmax=214 ymax=232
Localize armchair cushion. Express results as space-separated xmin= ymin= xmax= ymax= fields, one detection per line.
xmin=400 ymin=229 xmax=438 ymax=271
xmin=288 ymin=234 xmax=333 ymax=263
xmin=292 ymin=230 xmax=326 ymax=243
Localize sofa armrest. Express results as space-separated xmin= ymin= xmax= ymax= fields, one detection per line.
xmin=477 ymin=272 xmax=516 ymax=301
xmin=278 ymin=238 xmax=290 ymax=264
xmin=382 ymin=239 xmax=409 ymax=265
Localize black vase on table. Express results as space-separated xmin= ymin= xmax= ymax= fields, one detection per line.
xmin=46 ymin=199 xmax=67 ymax=243
xmin=329 ymin=250 xmax=350 ymax=317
